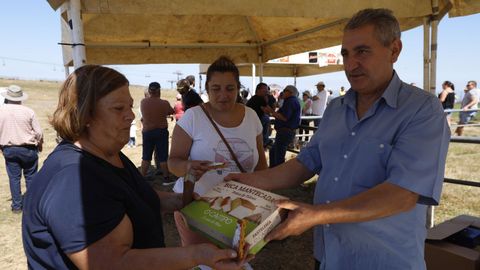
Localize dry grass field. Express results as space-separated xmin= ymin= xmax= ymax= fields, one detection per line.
xmin=0 ymin=78 xmax=478 ymax=269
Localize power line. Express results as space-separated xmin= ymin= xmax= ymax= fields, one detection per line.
xmin=0 ymin=56 xmax=63 ymax=67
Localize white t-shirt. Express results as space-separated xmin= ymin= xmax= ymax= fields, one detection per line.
xmin=129 ymin=120 xmax=137 ymax=138
xmin=462 ymin=88 xmax=479 ymax=109
xmin=172 ymin=105 xmax=262 ymax=195
xmin=311 ymin=90 xmax=329 ymax=117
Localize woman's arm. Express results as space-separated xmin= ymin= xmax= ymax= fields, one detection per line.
xmin=254 ymin=134 xmax=267 ymax=171
xmin=156 ymin=191 xmax=182 ymax=213
xmin=439 ymin=90 xmax=448 ymax=102
xmin=67 ymin=215 xmax=242 ymax=270
xmin=168 ymin=125 xmax=212 ymax=179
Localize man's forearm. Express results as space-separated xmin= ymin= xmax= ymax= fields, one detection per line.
xmin=311 ymin=182 xmax=418 ymax=225
xmin=247 ymin=159 xmax=314 ymax=190
xmin=271 ymin=111 xmax=287 ymax=122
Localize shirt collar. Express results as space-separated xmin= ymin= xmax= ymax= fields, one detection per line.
xmin=343 ymin=70 xmax=401 ymax=109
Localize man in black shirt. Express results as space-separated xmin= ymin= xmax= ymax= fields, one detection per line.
xmin=246 ymin=82 xmax=272 ymax=146
xmin=177 ymin=78 xmax=203 ymax=111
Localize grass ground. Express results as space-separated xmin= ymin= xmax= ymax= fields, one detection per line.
xmin=0 ymin=78 xmax=478 ymax=269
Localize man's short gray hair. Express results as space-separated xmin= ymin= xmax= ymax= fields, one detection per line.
xmin=344 ymin=8 xmax=401 ymax=46
xmin=284 ymin=85 xmax=299 ymax=97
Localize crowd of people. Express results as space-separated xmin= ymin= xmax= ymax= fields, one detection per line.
xmin=0 ymin=7 xmax=477 ymax=270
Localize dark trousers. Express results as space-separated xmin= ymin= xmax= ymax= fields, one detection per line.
xmin=313 ymin=115 xmax=321 ymax=127
xmin=2 ymin=146 xmax=38 ymax=210
xmin=269 ymin=129 xmax=296 ymax=168
xmin=261 ymin=114 xmax=271 ymax=146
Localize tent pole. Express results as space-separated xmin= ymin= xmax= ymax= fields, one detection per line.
xmin=252 ymin=63 xmax=256 ymax=93
xmin=67 ymin=0 xmax=86 ymax=69
xmin=430 ymin=0 xmax=439 ymax=95
xmin=422 ymin=17 xmax=430 ymax=92
xmin=258 ymin=46 xmax=264 ymax=82
xmin=426 ymin=0 xmax=440 ymax=229
xmin=64 ymin=65 xmax=70 ymax=78
xmin=259 ymin=63 xmax=264 ymax=82
xmin=199 ymin=73 xmax=202 ymax=93
xmin=293 ymin=65 xmax=297 ymax=87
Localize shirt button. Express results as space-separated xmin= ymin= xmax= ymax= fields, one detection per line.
xmin=343 ymin=154 xmax=348 ymax=159
xmin=326 ymin=200 xmax=330 ymax=204
xmin=379 ymin=144 xmax=384 ymax=148
xmin=351 ymin=132 xmax=356 ymax=136
xmin=334 ymin=177 xmax=339 ymax=182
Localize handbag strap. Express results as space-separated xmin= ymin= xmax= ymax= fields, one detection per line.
xmin=200 ymin=104 xmax=246 ymax=173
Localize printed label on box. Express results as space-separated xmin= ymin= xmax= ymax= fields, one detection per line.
xmin=181 ymin=181 xmax=287 ymax=256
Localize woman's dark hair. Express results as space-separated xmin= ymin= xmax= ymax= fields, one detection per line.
xmin=205 ymin=56 xmax=241 ymax=91
xmin=442 ymin=80 xmax=455 ymax=90
xmin=51 ymin=65 xmax=129 ymax=141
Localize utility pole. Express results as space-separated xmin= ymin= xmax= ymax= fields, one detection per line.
xmin=167 ymin=80 xmax=176 ymax=90
xmin=173 ymin=70 xmax=183 ymax=81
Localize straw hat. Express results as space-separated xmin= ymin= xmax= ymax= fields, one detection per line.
xmin=1 ymin=85 xmax=28 ymax=101
xmin=302 ymin=90 xmax=312 ymax=98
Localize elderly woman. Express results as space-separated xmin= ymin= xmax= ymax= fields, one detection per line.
xmin=168 ymin=56 xmax=268 ymax=246
xmin=22 ymin=65 xmax=245 ymax=270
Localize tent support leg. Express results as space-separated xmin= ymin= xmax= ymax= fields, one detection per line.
xmin=64 ymin=65 xmax=70 ymax=78
xmin=251 ymin=63 xmax=256 ymax=93
xmin=429 ymin=0 xmax=439 ymax=95
xmin=67 ymin=0 xmax=86 ymax=69
xmin=423 ymin=17 xmax=430 ymax=92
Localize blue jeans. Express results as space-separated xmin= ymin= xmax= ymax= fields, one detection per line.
xmin=269 ymin=129 xmax=296 ymax=168
xmin=2 ymin=146 xmax=38 ymax=210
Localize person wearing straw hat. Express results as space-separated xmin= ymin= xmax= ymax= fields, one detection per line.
xmin=0 ymin=85 xmax=43 ymax=213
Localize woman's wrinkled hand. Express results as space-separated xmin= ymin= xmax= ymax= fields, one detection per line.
xmin=192 ymin=243 xmax=252 ymax=270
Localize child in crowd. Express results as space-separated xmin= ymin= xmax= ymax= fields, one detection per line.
xmin=128 ymin=120 xmax=137 ymax=147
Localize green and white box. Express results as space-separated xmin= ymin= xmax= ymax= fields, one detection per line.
xmin=181 ymin=181 xmax=287 ymax=255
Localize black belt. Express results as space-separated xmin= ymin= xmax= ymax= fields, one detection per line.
xmin=2 ymin=145 xmax=37 ymax=150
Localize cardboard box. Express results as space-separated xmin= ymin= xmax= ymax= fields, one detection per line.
xmin=181 ymin=181 xmax=287 ymax=257
xmin=425 ymin=215 xmax=480 ymax=270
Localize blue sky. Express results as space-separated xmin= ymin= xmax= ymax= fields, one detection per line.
xmin=0 ymin=1 xmax=479 ymax=95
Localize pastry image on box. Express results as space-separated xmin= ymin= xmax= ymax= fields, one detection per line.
xmin=232 ymin=219 xmax=247 ymax=261
xmin=181 ymin=181 xmax=287 ymax=257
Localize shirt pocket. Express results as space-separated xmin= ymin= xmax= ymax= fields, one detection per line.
xmin=351 ymin=138 xmax=393 ymax=191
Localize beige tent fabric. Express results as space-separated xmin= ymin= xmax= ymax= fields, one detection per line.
xmin=48 ymin=0 xmax=479 ymax=66
xmin=199 ymin=63 xmax=343 ymax=77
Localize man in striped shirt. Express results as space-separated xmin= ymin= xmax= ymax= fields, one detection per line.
xmin=0 ymin=85 xmax=43 ymax=213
